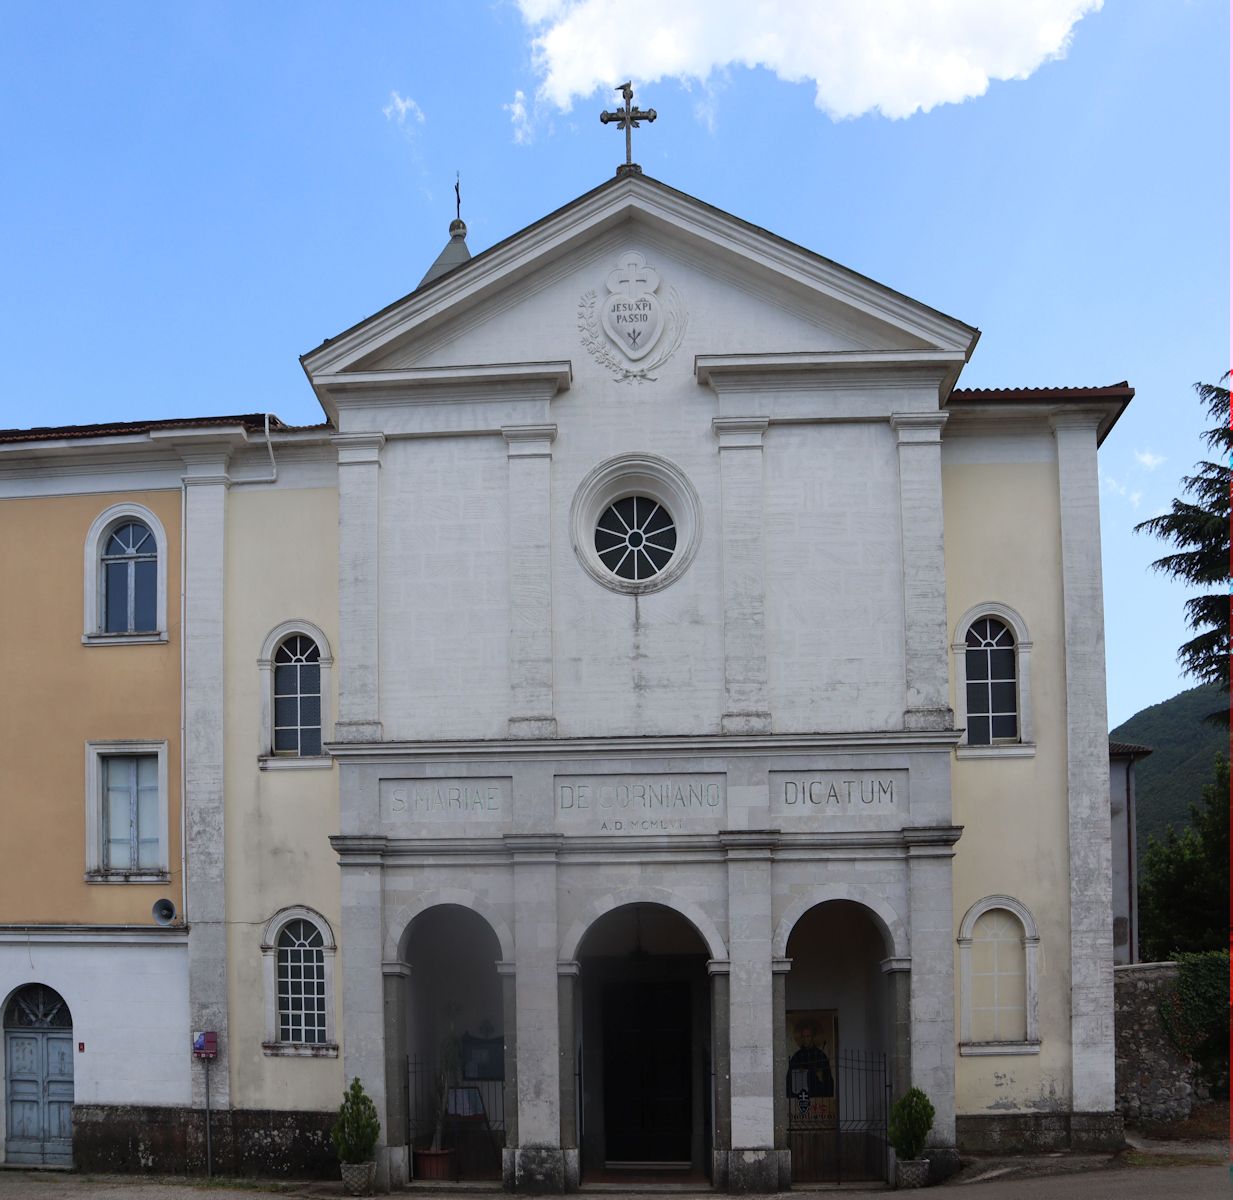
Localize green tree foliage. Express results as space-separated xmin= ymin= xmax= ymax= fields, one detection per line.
xmin=1138 ymin=756 xmax=1229 ymax=961
xmin=332 ymin=1077 xmax=381 ymax=1164
xmin=1134 ymin=377 xmax=1230 ymax=718
xmin=1159 ymin=950 xmax=1230 ymax=1096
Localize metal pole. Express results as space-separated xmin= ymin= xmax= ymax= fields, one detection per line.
xmin=204 ymin=1057 xmax=213 ymax=1178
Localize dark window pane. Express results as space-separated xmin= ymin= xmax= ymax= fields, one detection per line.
xmin=274 ymin=727 xmax=297 ymax=751
xmin=968 ymin=716 xmax=991 ymax=745
xmin=990 ymin=621 xmax=1013 ymax=647
xmin=105 ymin=562 xmax=129 ymax=632
xmin=989 ymin=649 xmax=1016 ymax=680
xmin=300 ymin=695 xmax=321 ymax=725
xmin=612 ymin=496 xmax=637 ymax=529
xmin=133 ymin=560 xmax=157 ymax=630
xmin=274 ymin=697 xmax=298 ymax=727
xmin=301 ymin=729 xmax=322 ymax=757
xmin=595 ymin=527 xmax=625 ymax=552
xmin=990 ymin=682 xmax=1017 ymax=713
xmin=966 ymin=682 xmax=988 ymax=715
xmin=991 ymin=715 xmax=1019 ymax=740
xmin=966 ymin=648 xmax=988 ymax=681
xmin=300 ymin=664 xmax=320 ymax=694
xmin=644 ymin=506 xmax=673 ymax=534
xmin=274 ymin=665 xmax=296 ymax=694
xmin=645 ymin=544 xmax=673 ymax=572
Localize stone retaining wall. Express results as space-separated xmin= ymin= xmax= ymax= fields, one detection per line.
xmin=1114 ymin=961 xmax=1199 ymax=1123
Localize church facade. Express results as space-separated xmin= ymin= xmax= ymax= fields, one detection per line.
xmin=0 ymin=171 xmax=1130 ymax=1189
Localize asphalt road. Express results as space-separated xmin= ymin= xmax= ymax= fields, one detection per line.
xmin=0 ymin=1163 xmax=1229 ymax=1200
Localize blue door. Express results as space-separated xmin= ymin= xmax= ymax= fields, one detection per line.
xmin=4 ymin=985 xmax=73 ymax=1166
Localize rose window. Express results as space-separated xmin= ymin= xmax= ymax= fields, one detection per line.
xmin=594 ymin=496 xmax=677 ymax=581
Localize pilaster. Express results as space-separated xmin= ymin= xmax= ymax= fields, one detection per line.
xmin=1053 ymin=411 xmax=1116 ymax=1112
xmin=334 ymin=433 xmax=384 ymax=742
xmin=181 ymin=449 xmax=231 ymax=1111
xmin=503 ymin=425 xmax=557 ymax=738
xmin=713 ymin=418 xmax=771 ymax=734
xmin=721 ymin=830 xmax=780 ymax=1190
xmin=507 ymin=836 xmax=563 ymax=1190
xmin=891 ymin=413 xmax=952 ymax=731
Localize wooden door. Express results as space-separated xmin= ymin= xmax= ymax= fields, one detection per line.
xmin=601 ymin=981 xmax=691 ymax=1164
xmin=5 ymin=1029 xmax=73 ymax=1165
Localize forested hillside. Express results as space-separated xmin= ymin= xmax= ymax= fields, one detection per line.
xmin=1110 ymin=683 xmax=1227 ymax=862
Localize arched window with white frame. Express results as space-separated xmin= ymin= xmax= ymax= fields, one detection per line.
xmin=260 ymin=906 xmax=337 ymax=1056
xmin=958 ymin=895 xmax=1040 ymax=1055
xmin=257 ymin=621 xmax=334 ymax=768
xmin=952 ymin=602 xmax=1034 ymax=756
xmin=83 ymin=503 xmax=169 ymax=644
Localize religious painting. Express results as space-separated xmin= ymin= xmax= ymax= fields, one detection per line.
xmin=785 ymin=1009 xmax=838 ymax=1122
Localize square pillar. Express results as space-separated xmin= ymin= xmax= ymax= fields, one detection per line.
xmin=334 ymin=433 xmax=384 ymax=742
xmin=1053 ymin=412 xmax=1116 ymax=1114
xmin=721 ymin=831 xmax=783 ymax=1191
xmin=713 ymin=418 xmax=771 ymax=734
xmin=503 ymin=425 xmax=557 ymax=738
xmin=507 ymin=837 xmax=563 ymax=1191
xmin=891 ymin=413 xmax=952 ymax=731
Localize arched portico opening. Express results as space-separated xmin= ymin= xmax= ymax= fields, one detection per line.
xmin=399 ymin=905 xmax=506 ymax=1182
xmin=575 ymin=903 xmax=713 ymax=1183
xmin=782 ymin=901 xmax=897 ymax=1185
xmin=4 ymin=983 xmax=74 ymax=1166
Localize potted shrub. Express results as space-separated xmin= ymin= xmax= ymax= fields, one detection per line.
xmin=888 ymin=1086 xmax=935 ymax=1188
xmin=413 ymin=1023 xmax=464 ymax=1180
xmin=332 ymin=1076 xmax=381 ymax=1196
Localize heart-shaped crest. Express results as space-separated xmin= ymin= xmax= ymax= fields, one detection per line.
xmin=601 ymin=250 xmax=665 ymax=361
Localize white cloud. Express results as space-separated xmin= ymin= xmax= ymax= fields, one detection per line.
xmin=514 ymin=0 xmax=1103 ymax=120
xmin=505 ymin=89 xmax=533 ymax=145
xmin=1134 ymin=449 xmax=1166 ymax=470
xmin=1102 ymin=472 xmax=1142 ymax=509
xmin=383 ymin=91 xmax=425 ymax=125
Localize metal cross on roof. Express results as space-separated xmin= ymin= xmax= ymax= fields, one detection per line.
xmin=600 ymin=82 xmax=656 ymax=176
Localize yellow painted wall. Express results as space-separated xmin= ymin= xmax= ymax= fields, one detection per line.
xmin=222 ymin=486 xmax=343 ymax=1111
xmin=0 ymin=489 xmax=182 ymax=924
xmin=944 ymin=457 xmax=1074 ymax=1113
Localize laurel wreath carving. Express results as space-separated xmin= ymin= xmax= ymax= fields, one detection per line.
xmin=577 ymin=286 xmax=688 ymax=383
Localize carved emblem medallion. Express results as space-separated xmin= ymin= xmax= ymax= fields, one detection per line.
xmin=602 ymin=251 xmax=663 ymax=360
xmin=578 ymin=249 xmax=687 ymax=383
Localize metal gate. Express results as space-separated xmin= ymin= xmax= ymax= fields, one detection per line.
xmin=4 ymin=985 xmax=74 ymax=1166
xmin=407 ymin=1056 xmax=505 ymax=1180
xmin=787 ymin=1050 xmax=888 ymax=1184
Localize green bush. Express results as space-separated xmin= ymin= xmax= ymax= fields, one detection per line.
xmin=1160 ymin=950 xmax=1230 ymax=1096
xmin=332 ymin=1077 xmax=381 ymax=1164
xmin=888 ymin=1087 xmax=935 ymax=1161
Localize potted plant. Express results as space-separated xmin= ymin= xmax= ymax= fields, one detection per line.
xmin=332 ymin=1076 xmax=381 ymax=1196
xmin=413 ymin=1013 xmax=465 ymax=1180
xmin=888 ymin=1086 xmax=935 ymax=1188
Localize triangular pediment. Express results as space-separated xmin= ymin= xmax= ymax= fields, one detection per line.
xmin=301 ymin=174 xmax=978 ymax=415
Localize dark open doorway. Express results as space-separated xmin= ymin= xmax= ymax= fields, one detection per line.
xmin=578 ymin=904 xmax=711 ymax=1183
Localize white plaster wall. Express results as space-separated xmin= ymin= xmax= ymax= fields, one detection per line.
xmin=765 ymin=422 xmax=905 ymax=732
xmin=367 ymin=227 xmax=928 ymax=741
xmin=0 ymin=938 xmax=190 ymax=1125
xmin=943 ymin=445 xmax=1074 ymax=1113
xmin=379 ymin=436 xmax=511 ymax=741
xmin=223 ymin=484 xmax=343 ymax=1112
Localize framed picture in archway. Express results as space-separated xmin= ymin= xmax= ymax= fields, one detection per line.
xmin=786 ymin=1009 xmax=837 ymax=1121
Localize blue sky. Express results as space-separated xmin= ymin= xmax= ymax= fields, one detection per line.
xmin=2 ymin=1 xmax=1227 ymax=726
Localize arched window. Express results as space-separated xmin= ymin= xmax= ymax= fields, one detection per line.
xmin=260 ymin=907 xmax=337 ymax=1056
xmin=83 ymin=503 xmax=169 ymax=644
xmin=952 ymin=603 xmax=1034 ymax=756
xmin=958 ymin=895 xmax=1040 ymax=1055
xmin=964 ymin=618 xmax=1017 ymax=744
xmin=257 ymin=621 xmax=333 ymax=767
xmin=274 ymin=635 xmax=322 ymax=756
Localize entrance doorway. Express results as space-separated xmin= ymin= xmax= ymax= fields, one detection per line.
xmin=578 ymin=904 xmax=711 ymax=1182
xmin=783 ymin=901 xmax=892 ymax=1184
xmin=401 ymin=905 xmax=506 ymax=1181
xmin=4 ymin=984 xmax=74 ymax=1166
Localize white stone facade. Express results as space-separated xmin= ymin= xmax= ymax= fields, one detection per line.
xmin=1 ymin=172 xmax=1130 ymax=1185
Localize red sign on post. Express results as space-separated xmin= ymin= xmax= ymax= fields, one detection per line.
xmin=192 ymin=1031 xmax=218 ymax=1059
